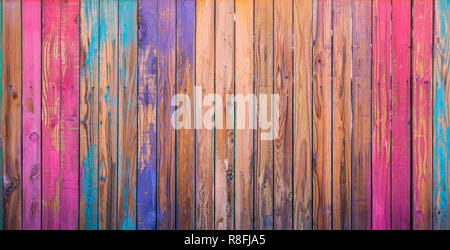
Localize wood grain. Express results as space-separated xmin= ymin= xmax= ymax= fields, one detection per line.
xmin=80 ymin=0 xmax=99 ymax=230
xmin=274 ymin=0 xmax=293 ymax=230
xmin=42 ymin=0 xmax=62 ymax=230
xmin=99 ymin=0 xmax=118 ymax=230
xmin=352 ymin=0 xmax=372 ymax=230
xmin=412 ymin=0 xmax=433 ymax=230
xmin=433 ymin=0 xmax=450 ymax=230
xmin=0 ymin=0 xmax=3 ymax=230
xmin=254 ymin=0 xmax=274 ymax=230
xmin=60 ymin=0 xmax=80 ymax=230
xmin=196 ymin=0 xmax=214 ymax=230
xmin=392 ymin=0 xmax=411 ymax=230
xmin=176 ymin=0 xmax=195 ymax=230
xmin=332 ymin=0 xmax=352 ymax=230
xmin=372 ymin=0 xmax=391 ymax=230
xmin=293 ymin=0 xmax=312 ymax=230
xmin=137 ymin=0 xmax=157 ymax=230
xmin=312 ymin=0 xmax=332 ymax=230
xmin=235 ymin=0 xmax=254 ymax=230
xmin=118 ymin=0 xmax=137 ymax=230
xmin=22 ymin=0 xmax=41 ymax=230
xmin=215 ymin=0 xmax=234 ymax=230
xmin=157 ymin=0 xmax=176 ymax=230
xmin=2 ymin=0 xmax=21 ymax=230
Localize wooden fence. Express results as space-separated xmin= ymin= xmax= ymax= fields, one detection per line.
xmin=1 ymin=0 xmax=449 ymax=230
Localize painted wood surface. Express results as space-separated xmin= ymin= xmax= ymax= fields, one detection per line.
xmin=274 ymin=0 xmax=293 ymax=230
xmin=22 ymin=0 xmax=41 ymax=230
xmin=176 ymin=0 xmax=195 ymax=230
xmin=413 ymin=0 xmax=433 ymax=230
xmin=80 ymin=0 xmax=99 ymax=230
xmin=118 ymin=0 xmax=137 ymax=230
xmin=391 ymin=0 xmax=411 ymax=230
xmin=372 ymin=0 xmax=391 ymax=230
xmin=137 ymin=0 xmax=157 ymax=230
xmin=332 ymin=0 xmax=352 ymax=230
xmin=254 ymin=0 xmax=273 ymax=230
xmin=2 ymin=0 xmax=21 ymax=230
xmin=352 ymin=0 xmax=371 ymax=230
xmin=196 ymin=0 xmax=214 ymax=230
xmin=312 ymin=0 xmax=332 ymax=230
xmin=235 ymin=0 xmax=254 ymax=230
xmin=214 ymin=0 xmax=234 ymax=230
xmin=157 ymin=0 xmax=176 ymax=230
xmin=433 ymin=0 xmax=450 ymax=230
xmin=99 ymin=0 xmax=118 ymax=230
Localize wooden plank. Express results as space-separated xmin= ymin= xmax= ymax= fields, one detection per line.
xmin=196 ymin=0 xmax=214 ymax=230
xmin=254 ymin=0 xmax=274 ymax=230
xmin=352 ymin=0 xmax=371 ymax=230
xmin=22 ymin=0 xmax=41 ymax=230
xmin=372 ymin=0 xmax=391 ymax=230
xmin=137 ymin=0 xmax=157 ymax=230
xmin=412 ymin=0 xmax=433 ymax=230
xmin=176 ymin=0 xmax=195 ymax=230
xmin=99 ymin=0 xmax=118 ymax=230
xmin=80 ymin=0 xmax=99 ymax=230
xmin=0 ymin=0 xmax=2 ymax=230
xmin=1 ymin=0 xmax=21 ymax=230
xmin=332 ymin=0 xmax=352 ymax=230
xmin=433 ymin=0 xmax=450 ymax=230
xmin=42 ymin=0 xmax=61 ymax=230
xmin=60 ymin=0 xmax=80 ymax=230
xmin=312 ymin=0 xmax=332 ymax=230
xmin=235 ymin=0 xmax=254 ymax=230
xmin=157 ymin=0 xmax=176 ymax=230
xmin=118 ymin=0 xmax=137 ymax=230
xmin=391 ymin=0 xmax=411 ymax=230
xmin=274 ymin=0 xmax=293 ymax=230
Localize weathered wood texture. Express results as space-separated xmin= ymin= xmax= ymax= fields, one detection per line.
xmin=214 ymin=0 xmax=234 ymax=230
xmin=413 ymin=0 xmax=433 ymax=230
xmin=2 ymin=0 xmax=21 ymax=230
xmin=22 ymin=0 xmax=41 ymax=230
xmin=433 ymin=0 xmax=450 ymax=230
xmin=312 ymin=0 xmax=332 ymax=230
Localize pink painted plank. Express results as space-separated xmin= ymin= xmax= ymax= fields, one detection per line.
xmin=412 ymin=0 xmax=433 ymax=230
xmin=372 ymin=0 xmax=391 ymax=230
xmin=60 ymin=0 xmax=80 ymax=229
xmin=391 ymin=0 xmax=411 ymax=230
xmin=42 ymin=0 xmax=62 ymax=230
xmin=22 ymin=0 xmax=41 ymax=230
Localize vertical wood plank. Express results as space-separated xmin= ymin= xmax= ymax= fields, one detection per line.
xmin=42 ymin=0 xmax=61 ymax=230
xmin=176 ymin=0 xmax=195 ymax=230
xmin=137 ymin=0 xmax=157 ymax=230
xmin=312 ymin=0 xmax=332 ymax=230
xmin=332 ymin=0 xmax=352 ymax=230
xmin=118 ymin=0 xmax=137 ymax=230
xmin=254 ymin=0 xmax=274 ymax=230
xmin=433 ymin=0 xmax=450 ymax=230
xmin=392 ymin=0 xmax=411 ymax=230
xmin=2 ymin=0 xmax=21 ymax=230
xmin=293 ymin=0 xmax=313 ymax=231
xmin=80 ymin=0 xmax=99 ymax=230
xmin=0 ymin=0 xmax=3 ymax=230
xmin=215 ymin=0 xmax=234 ymax=230
xmin=99 ymin=0 xmax=118 ymax=230
xmin=274 ymin=0 xmax=293 ymax=230
xmin=372 ymin=0 xmax=391 ymax=230
xmin=412 ymin=0 xmax=433 ymax=230
xmin=235 ymin=0 xmax=254 ymax=230
xmin=60 ymin=0 xmax=80 ymax=230
xmin=352 ymin=0 xmax=372 ymax=230
xmin=157 ymin=0 xmax=176 ymax=230
xmin=22 ymin=0 xmax=41 ymax=230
